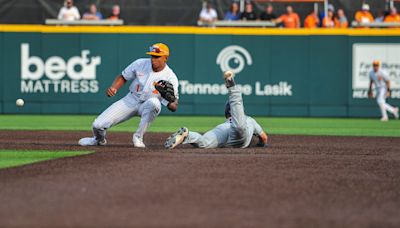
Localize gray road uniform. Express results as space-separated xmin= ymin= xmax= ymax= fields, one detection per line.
xmin=183 ymin=86 xmax=264 ymax=148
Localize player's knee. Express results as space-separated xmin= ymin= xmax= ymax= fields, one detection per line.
xmin=233 ymin=125 xmax=246 ymax=137
xmin=197 ymin=136 xmax=217 ymax=148
xmin=92 ymin=118 xmax=111 ymax=130
xmin=144 ymin=98 xmax=161 ymax=114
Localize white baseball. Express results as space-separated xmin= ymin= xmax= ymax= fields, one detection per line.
xmin=16 ymin=98 xmax=24 ymax=107
xmin=224 ymin=70 xmax=233 ymax=78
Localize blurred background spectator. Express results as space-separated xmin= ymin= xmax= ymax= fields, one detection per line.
xmin=322 ymin=7 xmax=336 ymax=28
xmin=336 ymin=9 xmax=348 ymax=28
xmin=224 ymin=2 xmax=241 ymax=21
xmin=384 ymin=7 xmax=400 ymax=23
xmin=318 ymin=4 xmax=335 ymax=26
xmin=83 ymin=3 xmax=103 ymax=20
xmin=260 ymin=4 xmax=277 ymax=21
xmin=355 ymin=3 xmax=374 ymax=23
xmin=304 ymin=9 xmax=319 ymax=28
xmin=375 ymin=10 xmax=386 ymax=22
xmin=240 ymin=1 xmax=258 ymax=21
xmin=274 ymin=6 xmax=300 ymax=28
xmin=199 ymin=2 xmax=218 ymax=24
xmin=57 ymin=0 xmax=80 ymax=21
xmin=0 ymin=0 xmax=399 ymax=27
xmin=108 ymin=4 xmax=122 ymax=20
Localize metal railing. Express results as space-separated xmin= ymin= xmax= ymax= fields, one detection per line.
xmin=45 ymin=19 xmax=124 ymax=26
xmin=351 ymin=21 xmax=400 ymax=28
xmin=197 ymin=20 xmax=276 ymax=27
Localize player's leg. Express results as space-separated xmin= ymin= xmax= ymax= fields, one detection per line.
xmin=377 ymin=88 xmax=389 ymax=121
xmin=134 ymin=97 xmax=161 ymax=147
xmin=79 ymin=94 xmax=138 ymax=146
xmin=224 ymin=71 xmax=247 ymax=146
xmin=185 ymin=131 xmax=220 ymax=148
xmin=165 ymin=123 xmax=229 ymax=149
xmin=393 ymin=106 xmax=400 ymax=119
xmin=188 ymin=124 xmax=230 ymax=148
xmin=225 ymin=72 xmax=246 ymax=132
xmin=382 ymin=99 xmax=398 ymax=119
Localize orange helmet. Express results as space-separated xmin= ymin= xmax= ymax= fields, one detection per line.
xmin=372 ymin=60 xmax=380 ymax=66
xmin=146 ymin=43 xmax=170 ymax=56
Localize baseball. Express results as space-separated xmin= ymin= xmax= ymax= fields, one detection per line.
xmin=224 ymin=70 xmax=233 ymax=78
xmin=16 ymin=98 xmax=24 ymax=107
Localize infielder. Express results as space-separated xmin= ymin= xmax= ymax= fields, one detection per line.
xmin=164 ymin=71 xmax=268 ymax=149
xmin=368 ymin=60 xmax=399 ymax=121
xmin=79 ymin=43 xmax=179 ymax=148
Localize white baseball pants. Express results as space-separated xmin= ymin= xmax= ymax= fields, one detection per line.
xmin=92 ymin=93 xmax=161 ymax=142
xmin=376 ymin=87 xmax=396 ymax=119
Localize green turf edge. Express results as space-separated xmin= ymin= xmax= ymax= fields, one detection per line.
xmin=0 ymin=115 xmax=399 ymax=137
xmin=0 ymin=150 xmax=93 ymax=169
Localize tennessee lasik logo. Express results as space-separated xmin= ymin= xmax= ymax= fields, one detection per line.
xmin=20 ymin=43 xmax=101 ymax=93
xmin=216 ymin=45 xmax=252 ymax=74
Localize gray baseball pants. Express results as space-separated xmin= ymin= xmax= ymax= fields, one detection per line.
xmin=183 ymin=86 xmax=247 ymax=148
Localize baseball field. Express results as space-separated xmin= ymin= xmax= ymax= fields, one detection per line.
xmin=1 ymin=115 xmax=399 ymax=227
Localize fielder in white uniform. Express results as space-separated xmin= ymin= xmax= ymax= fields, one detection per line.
xmin=79 ymin=43 xmax=179 ymax=147
xmin=368 ymin=61 xmax=399 ymax=121
xmin=164 ymin=71 xmax=269 ymax=149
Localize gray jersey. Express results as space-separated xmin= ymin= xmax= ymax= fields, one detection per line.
xmin=369 ymin=69 xmax=389 ymax=91
xmin=183 ymin=86 xmax=264 ymax=148
xmin=226 ymin=116 xmax=264 ymax=148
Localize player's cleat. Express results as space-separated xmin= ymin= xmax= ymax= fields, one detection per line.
xmin=394 ymin=107 xmax=399 ymax=120
xmin=133 ymin=134 xmax=146 ymax=148
xmin=78 ymin=137 xmax=107 ymax=146
xmin=223 ymin=70 xmax=236 ymax=88
xmin=380 ymin=117 xmax=389 ymax=122
xmin=164 ymin=127 xmax=189 ymax=149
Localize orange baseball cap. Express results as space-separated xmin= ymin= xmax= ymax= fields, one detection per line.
xmin=372 ymin=60 xmax=380 ymax=66
xmin=146 ymin=43 xmax=170 ymax=56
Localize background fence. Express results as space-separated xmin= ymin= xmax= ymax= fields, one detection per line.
xmin=0 ymin=0 xmax=397 ymax=26
xmin=0 ymin=26 xmax=399 ymax=117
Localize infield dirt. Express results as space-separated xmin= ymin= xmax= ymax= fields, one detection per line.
xmin=0 ymin=130 xmax=400 ymax=228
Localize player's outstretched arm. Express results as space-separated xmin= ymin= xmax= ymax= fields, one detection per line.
xmin=106 ymin=75 xmax=127 ymax=97
xmin=256 ymin=131 xmax=269 ymax=147
xmin=167 ymin=100 xmax=178 ymax=112
xmin=154 ymin=80 xmax=178 ymax=112
xmin=249 ymin=117 xmax=269 ymax=147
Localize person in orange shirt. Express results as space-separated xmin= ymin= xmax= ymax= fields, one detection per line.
xmin=384 ymin=7 xmax=400 ymax=23
xmin=322 ymin=9 xmax=336 ymax=28
xmin=355 ymin=4 xmax=374 ymax=24
xmin=304 ymin=9 xmax=319 ymax=28
xmin=274 ymin=6 xmax=300 ymax=28
xmin=335 ymin=9 xmax=348 ymax=28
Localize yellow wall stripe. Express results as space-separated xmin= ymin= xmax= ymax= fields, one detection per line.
xmin=0 ymin=24 xmax=399 ymax=36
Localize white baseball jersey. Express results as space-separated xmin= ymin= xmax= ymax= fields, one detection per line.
xmin=369 ymin=69 xmax=398 ymax=119
xmin=57 ymin=6 xmax=81 ymax=21
xmin=369 ymin=69 xmax=389 ymax=91
xmin=199 ymin=8 xmax=218 ymax=21
xmin=122 ymin=58 xmax=179 ymax=106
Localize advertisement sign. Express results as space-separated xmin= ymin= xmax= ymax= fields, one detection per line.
xmin=352 ymin=44 xmax=400 ymax=99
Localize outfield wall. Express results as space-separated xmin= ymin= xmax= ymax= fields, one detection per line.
xmin=0 ymin=25 xmax=399 ymax=117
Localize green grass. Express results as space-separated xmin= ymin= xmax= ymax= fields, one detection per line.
xmin=0 ymin=115 xmax=399 ymax=137
xmin=0 ymin=150 xmax=93 ymax=169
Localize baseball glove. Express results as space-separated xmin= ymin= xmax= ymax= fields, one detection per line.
xmin=155 ymin=80 xmax=176 ymax=103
